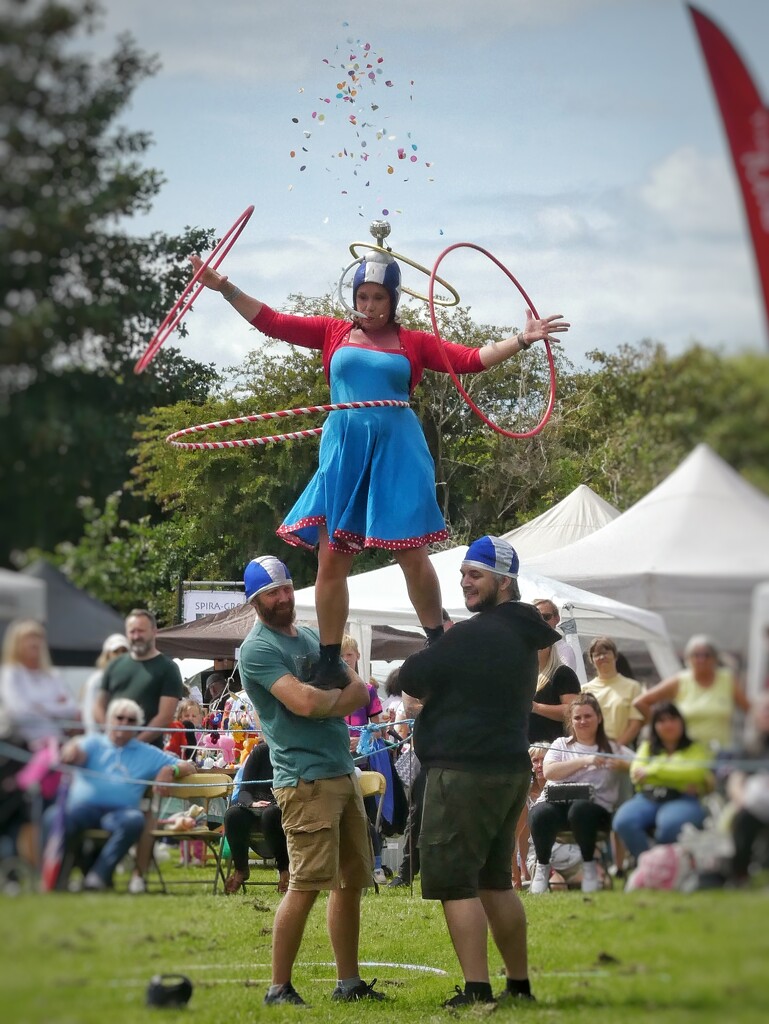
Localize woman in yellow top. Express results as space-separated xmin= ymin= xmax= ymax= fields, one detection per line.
xmin=582 ymin=636 xmax=644 ymax=746
xmin=612 ymin=702 xmax=714 ymax=859
xmin=633 ymin=635 xmax=749 ymax=750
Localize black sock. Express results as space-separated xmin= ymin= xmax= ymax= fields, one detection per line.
xmin=465 ymin=981 xmax=493 ymax=1000
xmin=423 ymin=625 xmax=444 ymax=645
xmin=506 ymin=978 xmax=533 ymax=998
xmin=319 ymin=643 xmax=341 ymax=665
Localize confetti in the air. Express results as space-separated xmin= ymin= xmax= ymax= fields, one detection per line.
xmin=287 ymin=23 xmax=436 ymax=218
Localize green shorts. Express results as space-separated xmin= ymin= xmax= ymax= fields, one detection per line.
xmin=274 ymin=773 xmax=373 ymax=891
xmin=419 ymin=766 xmax=531 ymax=901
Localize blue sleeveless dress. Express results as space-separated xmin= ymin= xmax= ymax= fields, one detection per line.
xmin=277 ymin=343 xmax=449 ymax=553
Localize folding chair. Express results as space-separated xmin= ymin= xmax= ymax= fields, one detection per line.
xmin=150 ymin=772 xmax=233 ymax=893
xmin=554 ymin=828 xmax=614 ymax=889
xmin=359 ymin=771 xmax=388 ymax=832
xmin=216 ymin=816 xmax=282 ymax=893
xmin=358 ymin=770 xmax=389 ymax=892
xmin=55 ymin=829 xmax=110 ymax=891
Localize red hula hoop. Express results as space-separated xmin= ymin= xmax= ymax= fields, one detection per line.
xmin=166 ymin=400 xmax=410 ymax=451
xmin=134 ymin=204 xmax=255 ymax=375
xmin=428 ymin=243 xmax=557 ymax=439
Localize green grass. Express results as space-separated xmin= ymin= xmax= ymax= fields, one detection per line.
xmin=4 ymin=862 xmax=769 ymax=1024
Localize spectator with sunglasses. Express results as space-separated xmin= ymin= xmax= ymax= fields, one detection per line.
xmin=532 ymin=599 xmax=578 ymax=672
xmin=52 ymin=698 xmax=195 ymax=892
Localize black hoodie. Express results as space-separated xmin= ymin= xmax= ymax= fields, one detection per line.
xmin=399 ymin=601 xmax=559 ymax=775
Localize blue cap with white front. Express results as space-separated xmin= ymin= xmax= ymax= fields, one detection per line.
xmin=244 ymin=555 xmax=293 ymax=600
xmin=462 ymin=536 xmax=519 ymax=578
xmin=352 ymin=251 xmax=401 ymax=318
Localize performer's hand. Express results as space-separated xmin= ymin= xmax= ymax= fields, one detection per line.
xmin=521 ymin=309 xmax=570 ymax=347
xmin=189 ymin=254 xmax=229 ymax=293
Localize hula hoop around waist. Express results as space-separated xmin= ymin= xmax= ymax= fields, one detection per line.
xmin=166 ymin=400 xmax=411 ymax=450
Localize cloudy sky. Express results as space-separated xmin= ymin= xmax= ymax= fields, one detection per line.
xmin=85 ymin=0 xmax=769 ymax=371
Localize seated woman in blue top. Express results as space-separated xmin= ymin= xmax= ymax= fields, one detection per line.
xmin=52 ymin=698 xmax=196 ymax=892
xmin=613 ymin=701 xmax=714 ymax=860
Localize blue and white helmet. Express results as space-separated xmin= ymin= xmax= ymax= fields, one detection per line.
xmin=352 ymin=251 xmax=401 ymax=319
xmin=244 ymin=555 xmax=293 ymax=601
xmin=462 ymin=536 xmax=519 ymax=579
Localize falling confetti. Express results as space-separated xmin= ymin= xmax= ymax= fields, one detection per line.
xmin=286 ymin=22 xmax=436 ymax=217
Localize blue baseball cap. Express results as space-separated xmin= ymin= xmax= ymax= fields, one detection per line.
xmin=462 ymin=536 xmax=519 ymax=578
xmin=244 ymin=555 xmax=293 ymax=600
xmin=352 ymin=251 xmax=401 ymax=318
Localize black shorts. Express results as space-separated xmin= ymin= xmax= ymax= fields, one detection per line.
xmin=419 ymin=766 xmax=530 ymax=901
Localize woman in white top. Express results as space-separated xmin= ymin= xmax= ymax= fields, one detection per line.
xmin=528 ymin=692 xmax=632 ymax=893
xmin=0 ymin=619 xmax=80 ymax=746
xmin=80 ymin=633 xmax=129 ymax=733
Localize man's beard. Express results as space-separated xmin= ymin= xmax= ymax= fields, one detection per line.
xmin=465 ymin=581 xmax=502 ymax=613
xmin=130 ymin=639 xmax=153 ymax=657
xmin=257 ymin=597 xmax=296 ymax=629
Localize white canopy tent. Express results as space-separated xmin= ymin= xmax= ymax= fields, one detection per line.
xmin=0 ymin=568 xmax=46 ymax=645
xmin=745 ymin=582 xmax=769 ymax=701
xmin=523 ymin=444 xmax=769 ymax=657
xmin=293 ymin=546 xmax=679 ymax=686
xmin=501 ymin=484 xmax=619 ymax=559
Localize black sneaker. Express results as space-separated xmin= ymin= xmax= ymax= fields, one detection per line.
xmin=442 ymin=986 xmax=496 ymax=1008
xmin=263 ymin=983 xmax=306 ymax=1006
xmin=307 ymin=660 xmax=350 ymax=691
xmin=331 ymin=978 xmax=386 ymax=1001
xmin=387 ymin=876 xmax=409 ymax=888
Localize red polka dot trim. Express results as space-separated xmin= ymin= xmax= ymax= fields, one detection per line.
xmin=276 ymin=519 xmax=448 ymax=554
xmin=276 ymin=517 xmax=324 ymax=552
xmin=359 ymin=528 xmax=449 ymax=551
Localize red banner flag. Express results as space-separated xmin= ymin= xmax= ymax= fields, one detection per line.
xmin=688 ymin=5 xmax=769 ymax=344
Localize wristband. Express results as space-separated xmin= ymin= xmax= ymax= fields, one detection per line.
xmin=518 ymin=332 xmax=534 ymax=350
xmin=173 ymin=764 xmax=181 ymax=780
xmin=221 ymin=283 xmax=242 ymax=302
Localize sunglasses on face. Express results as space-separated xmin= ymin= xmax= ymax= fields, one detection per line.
xmin=540 ymin=612 xmax=557 ymax=622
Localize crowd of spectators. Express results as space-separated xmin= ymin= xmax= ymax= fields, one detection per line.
xmin=0 ymin=597 xmax=766 ymax=897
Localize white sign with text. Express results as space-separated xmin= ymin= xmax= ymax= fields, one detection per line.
xmin=183 ymin=589 xmax=245 ymax=622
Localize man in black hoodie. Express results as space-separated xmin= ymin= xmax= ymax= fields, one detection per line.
xmin=398 ymin=535 xmax=559 ymax=1009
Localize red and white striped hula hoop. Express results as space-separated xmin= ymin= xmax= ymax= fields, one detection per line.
xmin=166 ymin=400 xmax=410 ymax=450
xmin=134 ymin=204 xmax=255 ymax=375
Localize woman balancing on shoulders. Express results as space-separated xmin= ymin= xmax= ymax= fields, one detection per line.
xmin=191 ymin=249 xmax=569 ymax=687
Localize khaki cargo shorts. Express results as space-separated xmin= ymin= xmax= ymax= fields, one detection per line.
xmin=274 ymin=773 xmax=373 ymax=891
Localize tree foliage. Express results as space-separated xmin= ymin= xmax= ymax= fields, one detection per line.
xmin=556 ymin=342 xmax=769 ymax=508
xmin=9 ymin=10 xmax=769 ymax=619
xmin=24 ymin=294 xmax=769 ymax=619
xmin=0 ymin=0 xmax=219 ymax=562
xmin=22 ymin=488 xmax=207 ymax=624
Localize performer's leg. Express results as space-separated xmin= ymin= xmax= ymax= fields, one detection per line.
xmin=394 ymin=546 xmax=443 ymax=631
xmin=315 ymin=526 xmax=355 ymax=645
